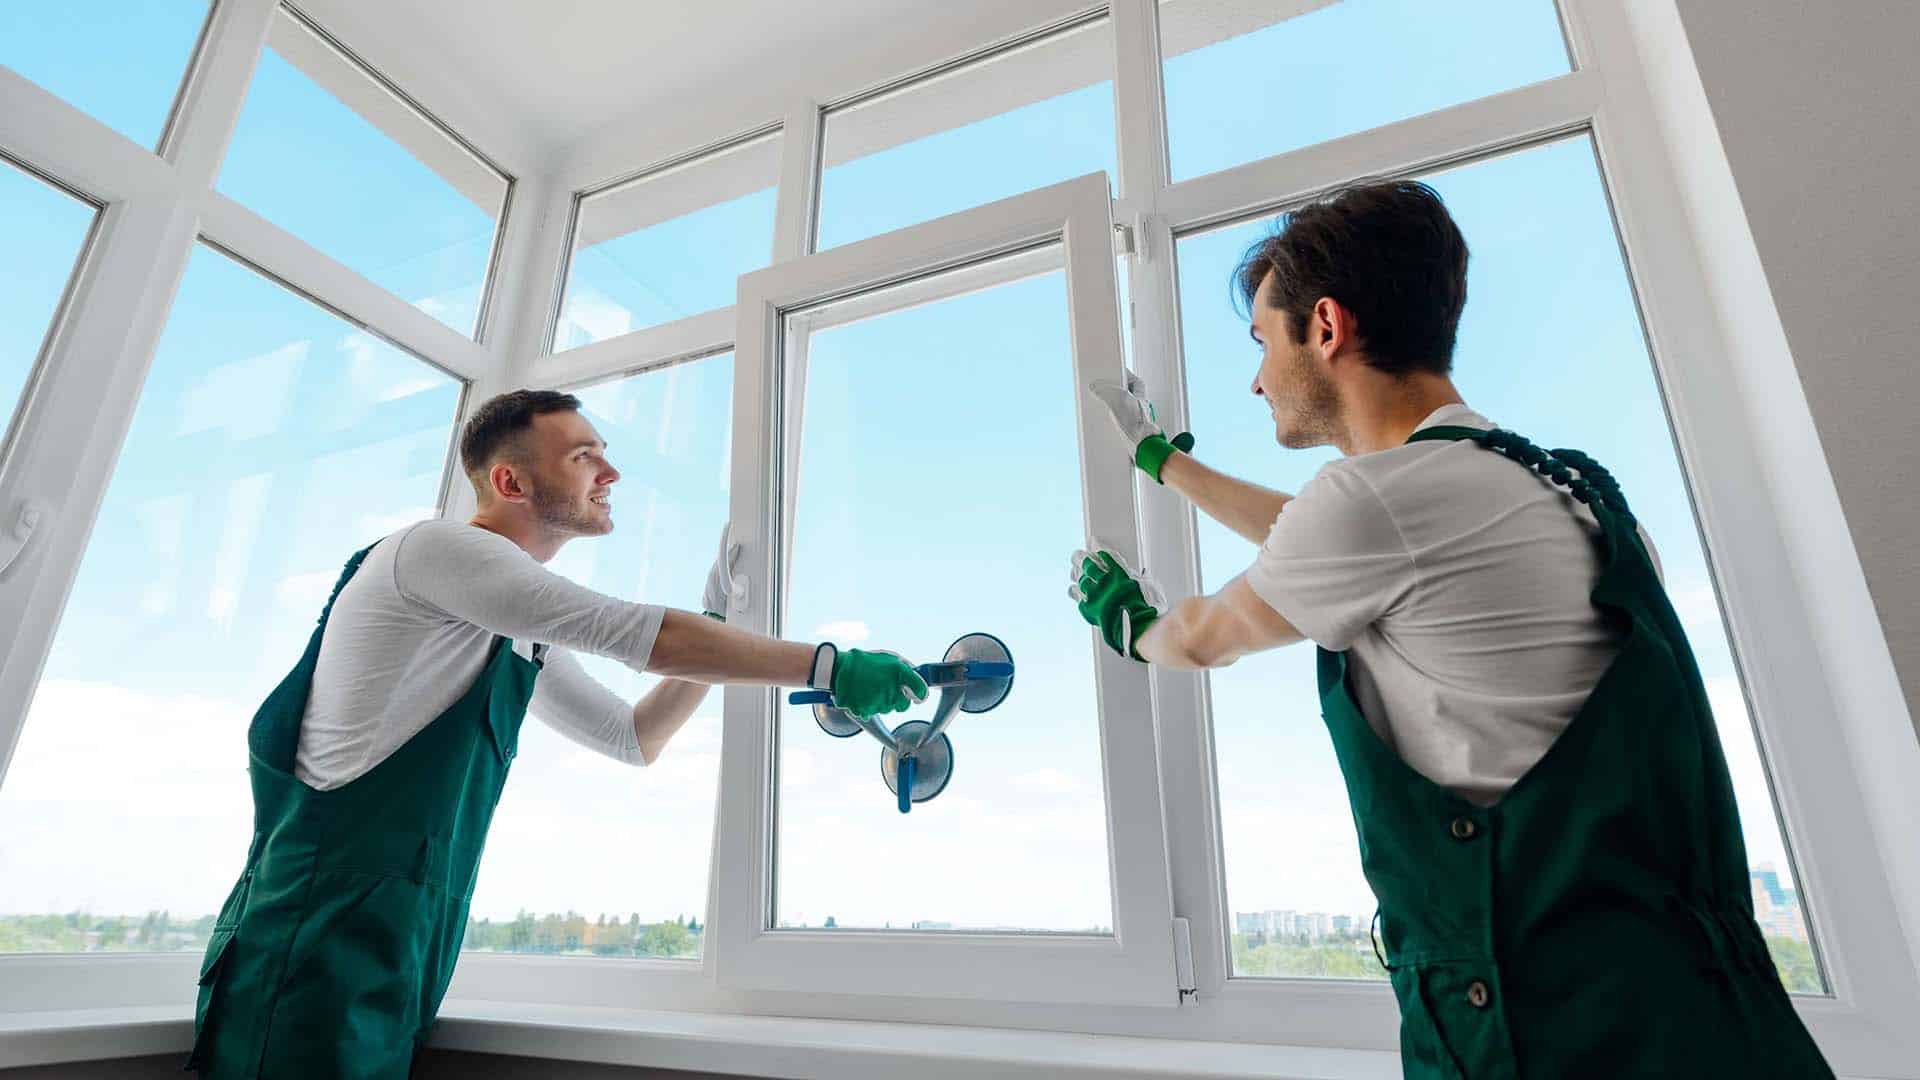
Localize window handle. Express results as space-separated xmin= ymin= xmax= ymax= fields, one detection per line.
xmin=0 ymin=498 xmax=48 ymax=579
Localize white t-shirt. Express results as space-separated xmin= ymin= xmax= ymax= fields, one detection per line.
xmin=297 ymin=520 xmax=667 ymax=790
xmin=1244 ymin=405 xmax=1660 ymax=806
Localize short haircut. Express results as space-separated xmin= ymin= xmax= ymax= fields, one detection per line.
xmin=459 ymin=389 xmax=583 ymax=477
xmin=1233 ymin=180 xmax=1469 ymax=376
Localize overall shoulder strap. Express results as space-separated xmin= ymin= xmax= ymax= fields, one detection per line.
xmin=1407 ymin=426 xmax=1635 ymax=522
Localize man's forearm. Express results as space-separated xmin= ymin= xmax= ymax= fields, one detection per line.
xmin=1135 ymin=595 xmax=1214 ymax=670
xmin=645 ymin=608 xmax=818 ymax=685
xmin=1159 ymin=452 xmax=1291 ymax=545
xmin=632 ymin=678 xmax=711 ymax=764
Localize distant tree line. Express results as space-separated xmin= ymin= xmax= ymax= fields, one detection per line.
xmin=0 ymin=909 xmax=703 ymax=960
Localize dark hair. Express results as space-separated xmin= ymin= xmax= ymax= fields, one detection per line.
xmin=1233 ymin=180 xmax=1468 ymax=376
xmin=459 ymin=389 xmax=583 ymax=476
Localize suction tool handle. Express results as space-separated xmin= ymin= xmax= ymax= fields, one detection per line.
xmin=897 ymin=755 xmax=917 ymax=814
xmin=789 ymin=690 xmax=833 ymax=705
xmin=913 ymin=660 xmax=1015 ymax=685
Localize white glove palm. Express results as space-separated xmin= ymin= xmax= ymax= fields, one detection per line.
xmin=702 ymin=523 xmax=745 ymax=619
xmin=1087 ymin=372 xmax=1194 ymax=483
xmin=1088 ymin=371 xmax=1166 ymax=446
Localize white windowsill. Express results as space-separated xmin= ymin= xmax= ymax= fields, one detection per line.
xmin=0 ymin=999 xmax=1404 ymax=1079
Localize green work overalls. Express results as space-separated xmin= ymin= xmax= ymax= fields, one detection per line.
xmin=188 ymin=543 xmax=541 ymax=1078
xmin=1321 ymin=426 xmax=1832 ymax=1077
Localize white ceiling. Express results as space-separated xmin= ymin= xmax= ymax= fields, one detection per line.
xmin=294 ymin=0 xmax=1097 ymax=176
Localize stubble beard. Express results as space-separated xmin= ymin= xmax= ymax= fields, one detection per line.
xmin=1274 ymin=348 xmax=1344 ymax=451
xmin=530 ymin=483 xmax=610 ymax=537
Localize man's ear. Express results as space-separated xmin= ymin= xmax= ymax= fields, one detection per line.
xmin=488 ymin=461 xmax=525 ymax=503
xmin=1315 ymin=297 xmax=1360 ymax=359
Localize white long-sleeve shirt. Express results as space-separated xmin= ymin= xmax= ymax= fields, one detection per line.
xmin=296 ymin=520 xmax=666 ymax=790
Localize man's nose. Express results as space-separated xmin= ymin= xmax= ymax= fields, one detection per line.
xmin=601 ymin=462 xmax=621 ymax=485
xmin=1250 ymin=373 xmax=1265 ymax=397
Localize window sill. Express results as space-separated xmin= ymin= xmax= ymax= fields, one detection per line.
xmin=0 ymin=999 xmax=1404 ymax=1079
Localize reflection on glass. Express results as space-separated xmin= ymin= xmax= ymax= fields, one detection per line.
xmin=1184 ymin=138 xmax=1823 ymax=990
xmin=0 ymin=2 xmax=210 ymax=150
xmin=0 ymin=159 xmax=95 ymax=442
xmin=557 ymin=137 xmax=781 ymax=350
xmin=468 ymin=355 xmax=733 ymax=959
xmin=816 ymin=16 xmax=1116 ymax=250
xmin=1161 ymin=0 xmax=1569 ymax=182
xmin=0 ymin=244 xmax=461 ymax=955
xmin=218 ymin=10 xmax=507 ymax=337
xmin=776 ymin=260 xmax=1112 ymax=932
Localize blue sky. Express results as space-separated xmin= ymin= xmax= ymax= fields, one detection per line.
xmin=0 ymin=0 xmax=1807 ymax=978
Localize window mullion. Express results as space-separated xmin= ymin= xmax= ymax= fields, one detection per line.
xmin=1110 ymin=0 xmax=1228 ymax=997
xmin=162 ymin=0 xmax=277 ymax=194
xmin=195 ymin=193 xmax=491 ymax=382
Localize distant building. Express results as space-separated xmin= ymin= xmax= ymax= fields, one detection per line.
xmin=1232 ymin=909 xmax=1367 ymax=942
xmin=1750 ymin=863 xmax=1808 ymax=942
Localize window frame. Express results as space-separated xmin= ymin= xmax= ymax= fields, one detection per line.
xmin=710 ymin=171 xmax=1178 ymax=1006
xmin=1 ymin=0 xmax=1915 ymax=1072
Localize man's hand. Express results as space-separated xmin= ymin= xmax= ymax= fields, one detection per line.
xmin=1068 ymin=548 xmax=1164 ymax=661
xmin=1088 ymin=372 xmax=1195 ymax=484
xmin=828 ymin=649 xmax=929 ymax=718
xmin=701 ymin=523 xmax=742 ymax=620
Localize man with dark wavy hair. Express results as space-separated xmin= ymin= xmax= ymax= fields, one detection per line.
xmin=1072 ymin=181 xmax=1831 ymax=1077
xmin=190 ymin=389 xmax=925 ymax=1077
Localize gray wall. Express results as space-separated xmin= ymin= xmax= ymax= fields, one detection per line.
xmin=1674 ymin=0 xmax=1920 ymax=729
xmin=10 ymin=5 xmax=1916 ymax=1080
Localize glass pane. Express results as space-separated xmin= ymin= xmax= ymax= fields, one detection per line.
xmin=0 ymin=244 xmax=460 ymax=954
xmin=0 ymin=159 xmax=95 ymax=443
xmin=816 ymin=17 xmax=1116 ymax=251
xmin=1161 ymin=0 xmax=1570 ymax=183
xmin=466 ymin=355 xmax=732 ymax=959
xmin=0 ymin=2 xmax=210 ymax=150
xmin=777 ymin=258 xmax=1112 ymax=932
xmin=218 ymin=10 xmax=507 ymax=338
xmin=1184 ymin=137 xmax=1824 ymax=990
xmin=557 ymin=135 xmax=780 ymax=351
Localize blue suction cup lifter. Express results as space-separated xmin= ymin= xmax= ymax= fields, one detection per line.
xmin=942 ymin=632 xmax=1015 ymax=713
xmin=880 ymin=720 xmax=953 ymax=813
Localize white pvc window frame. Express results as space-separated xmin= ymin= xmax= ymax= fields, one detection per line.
xmin=708 ymin=171 xmax=1178 ymax=1006
xmin=1 ymin=0 xmax=1915 ymax=1073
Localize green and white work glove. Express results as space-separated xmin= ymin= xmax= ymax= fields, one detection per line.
xmin=1069 ymin=548 xmax=1165 ymax=661
xmin=1088 ymin=372 xmax=1195 ymax=484
xmin=808 ymin=644 xmax=929 ymax=718
xmin=701 ymin=523 xmax=743 ymax=620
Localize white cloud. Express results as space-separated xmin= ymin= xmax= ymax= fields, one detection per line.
xmin=810 ymin=619 xmax=871 ymax=644
xmin=1008 ymin=767 xmax=1083 ymax=795
xmin=557 ymin=289 xmax=634 ymax=346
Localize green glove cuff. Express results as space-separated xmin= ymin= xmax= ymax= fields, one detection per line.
xmin=1134 ymin=432 xmax=1195 ymax=483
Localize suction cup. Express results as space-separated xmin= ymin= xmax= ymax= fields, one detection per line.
xmin=943 ymin=632 xmax=1014 ymax=713
xmin=811 ymin=702 xmax=862 ymax=738
xmin=880 ymin=720 xmax=954 ymax=806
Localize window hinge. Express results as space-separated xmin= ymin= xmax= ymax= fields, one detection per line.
xmin=1113 ymin=222 xmax=1136 ymax=256
xmin=1172 ymin=916 xmax=1196 ymax=1000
